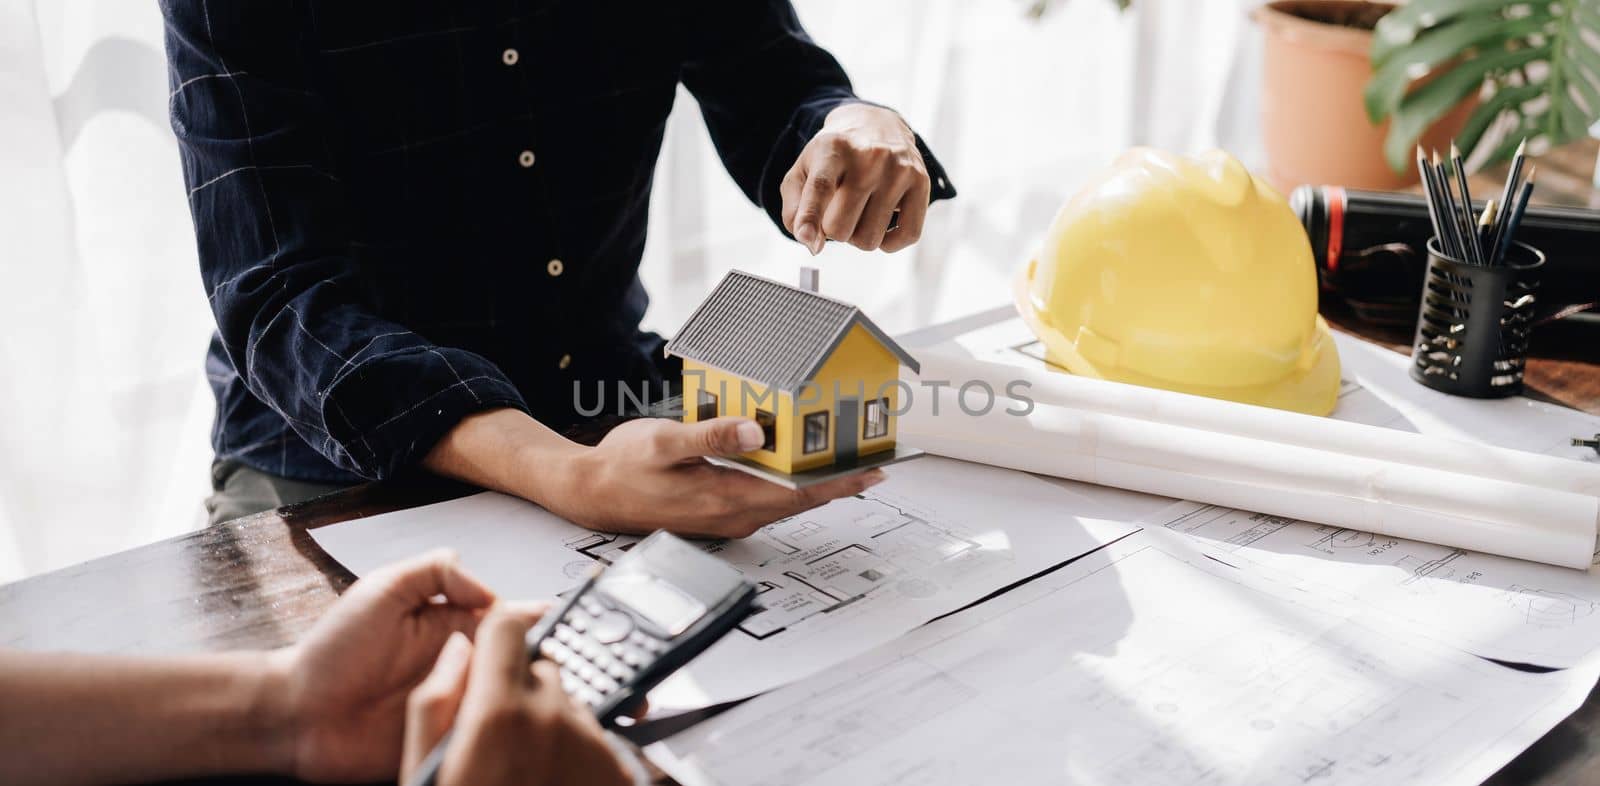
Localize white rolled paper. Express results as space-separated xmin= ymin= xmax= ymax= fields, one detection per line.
xmin=900 ymin=366 xmax=1600 ymax=569
xmin=917 ymin=351 xmax=1600 ymax=498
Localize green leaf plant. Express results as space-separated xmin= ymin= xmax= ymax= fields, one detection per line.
xmin=1366 ymin=0 xmax=1600 ymax=173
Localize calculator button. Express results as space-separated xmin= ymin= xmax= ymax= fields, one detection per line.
xmin=578 ymin=638 xmax=603 ymax=660
xmin=629 ymin=632 xmax=665 ymax=653
xmin=590 ymin=610 xmax=634 ymax=644
xmin=591 ymin=673 xmax=619 ymax=693
xmin=578 ymin=687 xmax=604 ymax=706
xmin=620 ymin=648 xmax=645 ymax=667
xmin=605 ymin=662 xmax=631 ymax=681
xmin=548 ymin=642 xmax=575 ymax=665
xmin=580 ymin=597 xmax=605 ymax=615
xmin=554 ymin=626 xmax=576 ymax=645
xmin=609 ymin=643 xmax=628 ymax=657
xmin=567 ymin=611 xmax=591 ymax=633
xmin=538 ymin=638 xmax=563 ymax=662
xmin=560 ymin=671 xmax=583 ymax=694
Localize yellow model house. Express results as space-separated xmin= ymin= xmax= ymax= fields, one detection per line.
xmin=666 ymin=270 xmax=920 ymax=478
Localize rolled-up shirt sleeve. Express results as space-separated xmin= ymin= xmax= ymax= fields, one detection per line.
xmin=163 ymin=1 xmax=526 ymax=480
xmin=680 ymin=0 xmax=957 ymax=234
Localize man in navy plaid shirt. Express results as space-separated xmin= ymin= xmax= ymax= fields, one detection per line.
xmin=163 ymin=1 xmax=955 ymax=531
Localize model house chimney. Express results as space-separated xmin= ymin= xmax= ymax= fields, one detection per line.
xmin=799 ymin=266 xmax=819 ymax=293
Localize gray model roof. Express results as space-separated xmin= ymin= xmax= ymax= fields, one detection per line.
xmin=665 ymin=270 xmax=920 ymax=393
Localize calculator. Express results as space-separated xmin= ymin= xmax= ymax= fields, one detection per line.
xmin=527 ymin=530 xmax=759 ymax=726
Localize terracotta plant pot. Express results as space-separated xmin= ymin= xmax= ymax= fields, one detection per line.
xmin=1254 ymin=0 xmax=1476 ymax=192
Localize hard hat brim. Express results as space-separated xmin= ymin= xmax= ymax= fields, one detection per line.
xmin=1014 ymin=262 xmax=1342 ymax=417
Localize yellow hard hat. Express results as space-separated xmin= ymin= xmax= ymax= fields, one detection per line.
xmin=1016 ymin=148 xmax=1340 ymax=416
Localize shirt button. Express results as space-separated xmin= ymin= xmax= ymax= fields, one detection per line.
xmin=501 ymin=48 xmax=519 ymax=66
xmin=518 ymin=150 xmax=536 ymax=168
xmin=546 ymin=258 xmax=565 ymax=277
xmin=558 ymin=354 xmax=572 ymax=370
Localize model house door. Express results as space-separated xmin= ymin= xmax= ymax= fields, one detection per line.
xmin=835 ymin=397 xmax=859 ymax=465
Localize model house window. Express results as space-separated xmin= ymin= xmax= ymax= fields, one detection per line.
xmin=864 ymin=397 xmax=889 ymax=439
xmin=755 ymin=409 xmax=776 ymax=451
xmin=803 ymin=412 xmax=829 ymax=454
xmin=697 ymin=390 xmax=718 ymax=422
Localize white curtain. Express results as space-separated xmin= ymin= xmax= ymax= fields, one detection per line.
xmin=0 ymin=0 xmax=1265 ymax=583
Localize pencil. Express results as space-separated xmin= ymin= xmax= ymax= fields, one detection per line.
xmin=1477 ymin=199 xmax=1498 ymax=252
xmin=1450 ymin=143 xmax=1479 ymax=264
xmin=1432 ymin=151 xmax=1467 ymax=260
xmin=1417 ymin=145 xmax=1451 ymax=257
xmin=1489 ymin=138 xmax=1528 ymax=259
xmin=1493 ymin=167 xmax=1536 ymax=266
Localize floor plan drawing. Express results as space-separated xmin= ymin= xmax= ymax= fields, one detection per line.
xmin=553 ymin=493 xmax=997 ymax=643
xmin=1148 ymin=501 xmax=1600 ymax=668
xmin=557 ymin=493 xmax=996 ymax=642
xmin=704 ymin=494 xmax=994 ymax=640
xmin=313 ymin=455 xmax=1143 ymax=709
xmin=654 ymin=538 xmax=1594 ymax=786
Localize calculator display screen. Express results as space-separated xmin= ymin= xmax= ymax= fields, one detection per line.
xmin=601 ymin=574 xmax=706 ymax=636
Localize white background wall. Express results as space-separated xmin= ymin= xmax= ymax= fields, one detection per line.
xmin=0 ymin=0 xmax=1264 ymax=583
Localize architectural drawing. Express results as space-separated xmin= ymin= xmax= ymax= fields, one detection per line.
xmin=557 ymin=490 xmax=994 ymax=641
xmin=1148 ymin=500 xmax=1600 ymax=668
xmin=657 ymin=540 xmax=1591 ymax=786
xmin=1162 ymin=505 xmax=1295 ymax=553
xmin=1395 ymin=550 xmax=1466 ymax=585
xmin=715 ymin=496 xmax=989 ymax=640
xmin=1307 ymin=527 xmax=1378 ymax=552
xmin=1503 ymin=586 xmax=1598 ymax=628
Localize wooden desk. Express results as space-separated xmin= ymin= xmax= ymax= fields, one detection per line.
xmin=3 ymin=154 xmax=1598 ymax=784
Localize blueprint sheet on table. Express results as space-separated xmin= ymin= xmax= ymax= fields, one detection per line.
xmin=311 ymin=456 xmax=1144 ymax=709
xmin=933 ymin=318 xmax=1600 ymax=668
xmin=652 ymin=532 xmax=1600 ymax=786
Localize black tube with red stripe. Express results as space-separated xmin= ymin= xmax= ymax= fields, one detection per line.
xmin=1291 ymin=185 xmax=1600 ymax=327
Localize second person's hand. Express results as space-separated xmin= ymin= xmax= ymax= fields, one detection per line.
xmin=400 ymin=604 xmax=637 ymax=786
xmin=269 ymin=550 xmax=497 ymax=783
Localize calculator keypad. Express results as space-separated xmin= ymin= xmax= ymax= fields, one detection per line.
xmin=540 ymin=593 xmax=673 ymax=710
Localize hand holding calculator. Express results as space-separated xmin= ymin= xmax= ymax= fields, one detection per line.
xmin=530 ymin=529 xmax=758 ymax=723
xmin=406 ymin=530 xmax=757 ymax=786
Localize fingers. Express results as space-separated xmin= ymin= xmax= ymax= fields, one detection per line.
xmin=687 ymin=467 xmax=889 ymax=538
xmin=360 ymin=548 xmax=497 ymax=611
xmin=780 ymin=164 xmax=806 ymax=238
xmin=780 ymin=105 xmax=934 ymax=256
xmin=422 ymin=604 xmax=492 ymax=643
xmin=651 ymin=417 xmax=766 ymax=462
xmin=820 ymin=178 xmax=872 ymax=250
xmin=468 ymin=602 xmax=544 ymax=693
xmin=402 ymin=632 xmax=474 ymax=779
xmin=852 ymin=179 xmax=911 ymax=252
xmin=759 ymin=468 xmax=887 ymax=523
xmin=880 ymin=174 xmax=931 ymax=254
xmin=791 ymin=151 xmax=845 ymax=255
xmin=530 ymin=660 xmax=606 ymax=733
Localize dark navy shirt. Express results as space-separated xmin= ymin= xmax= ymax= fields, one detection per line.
xmin=162 ymin=0 xmax=954 ymax=484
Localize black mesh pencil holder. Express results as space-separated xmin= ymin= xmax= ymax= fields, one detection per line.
xmin=1409 ymin=237 xmax=1544 ymax=398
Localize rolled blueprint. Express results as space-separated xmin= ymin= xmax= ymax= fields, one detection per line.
xmin=917 ymin=351 xmax=1600 ymax=498
xmin=900 ymin=386 xmax=1600 ymax=569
